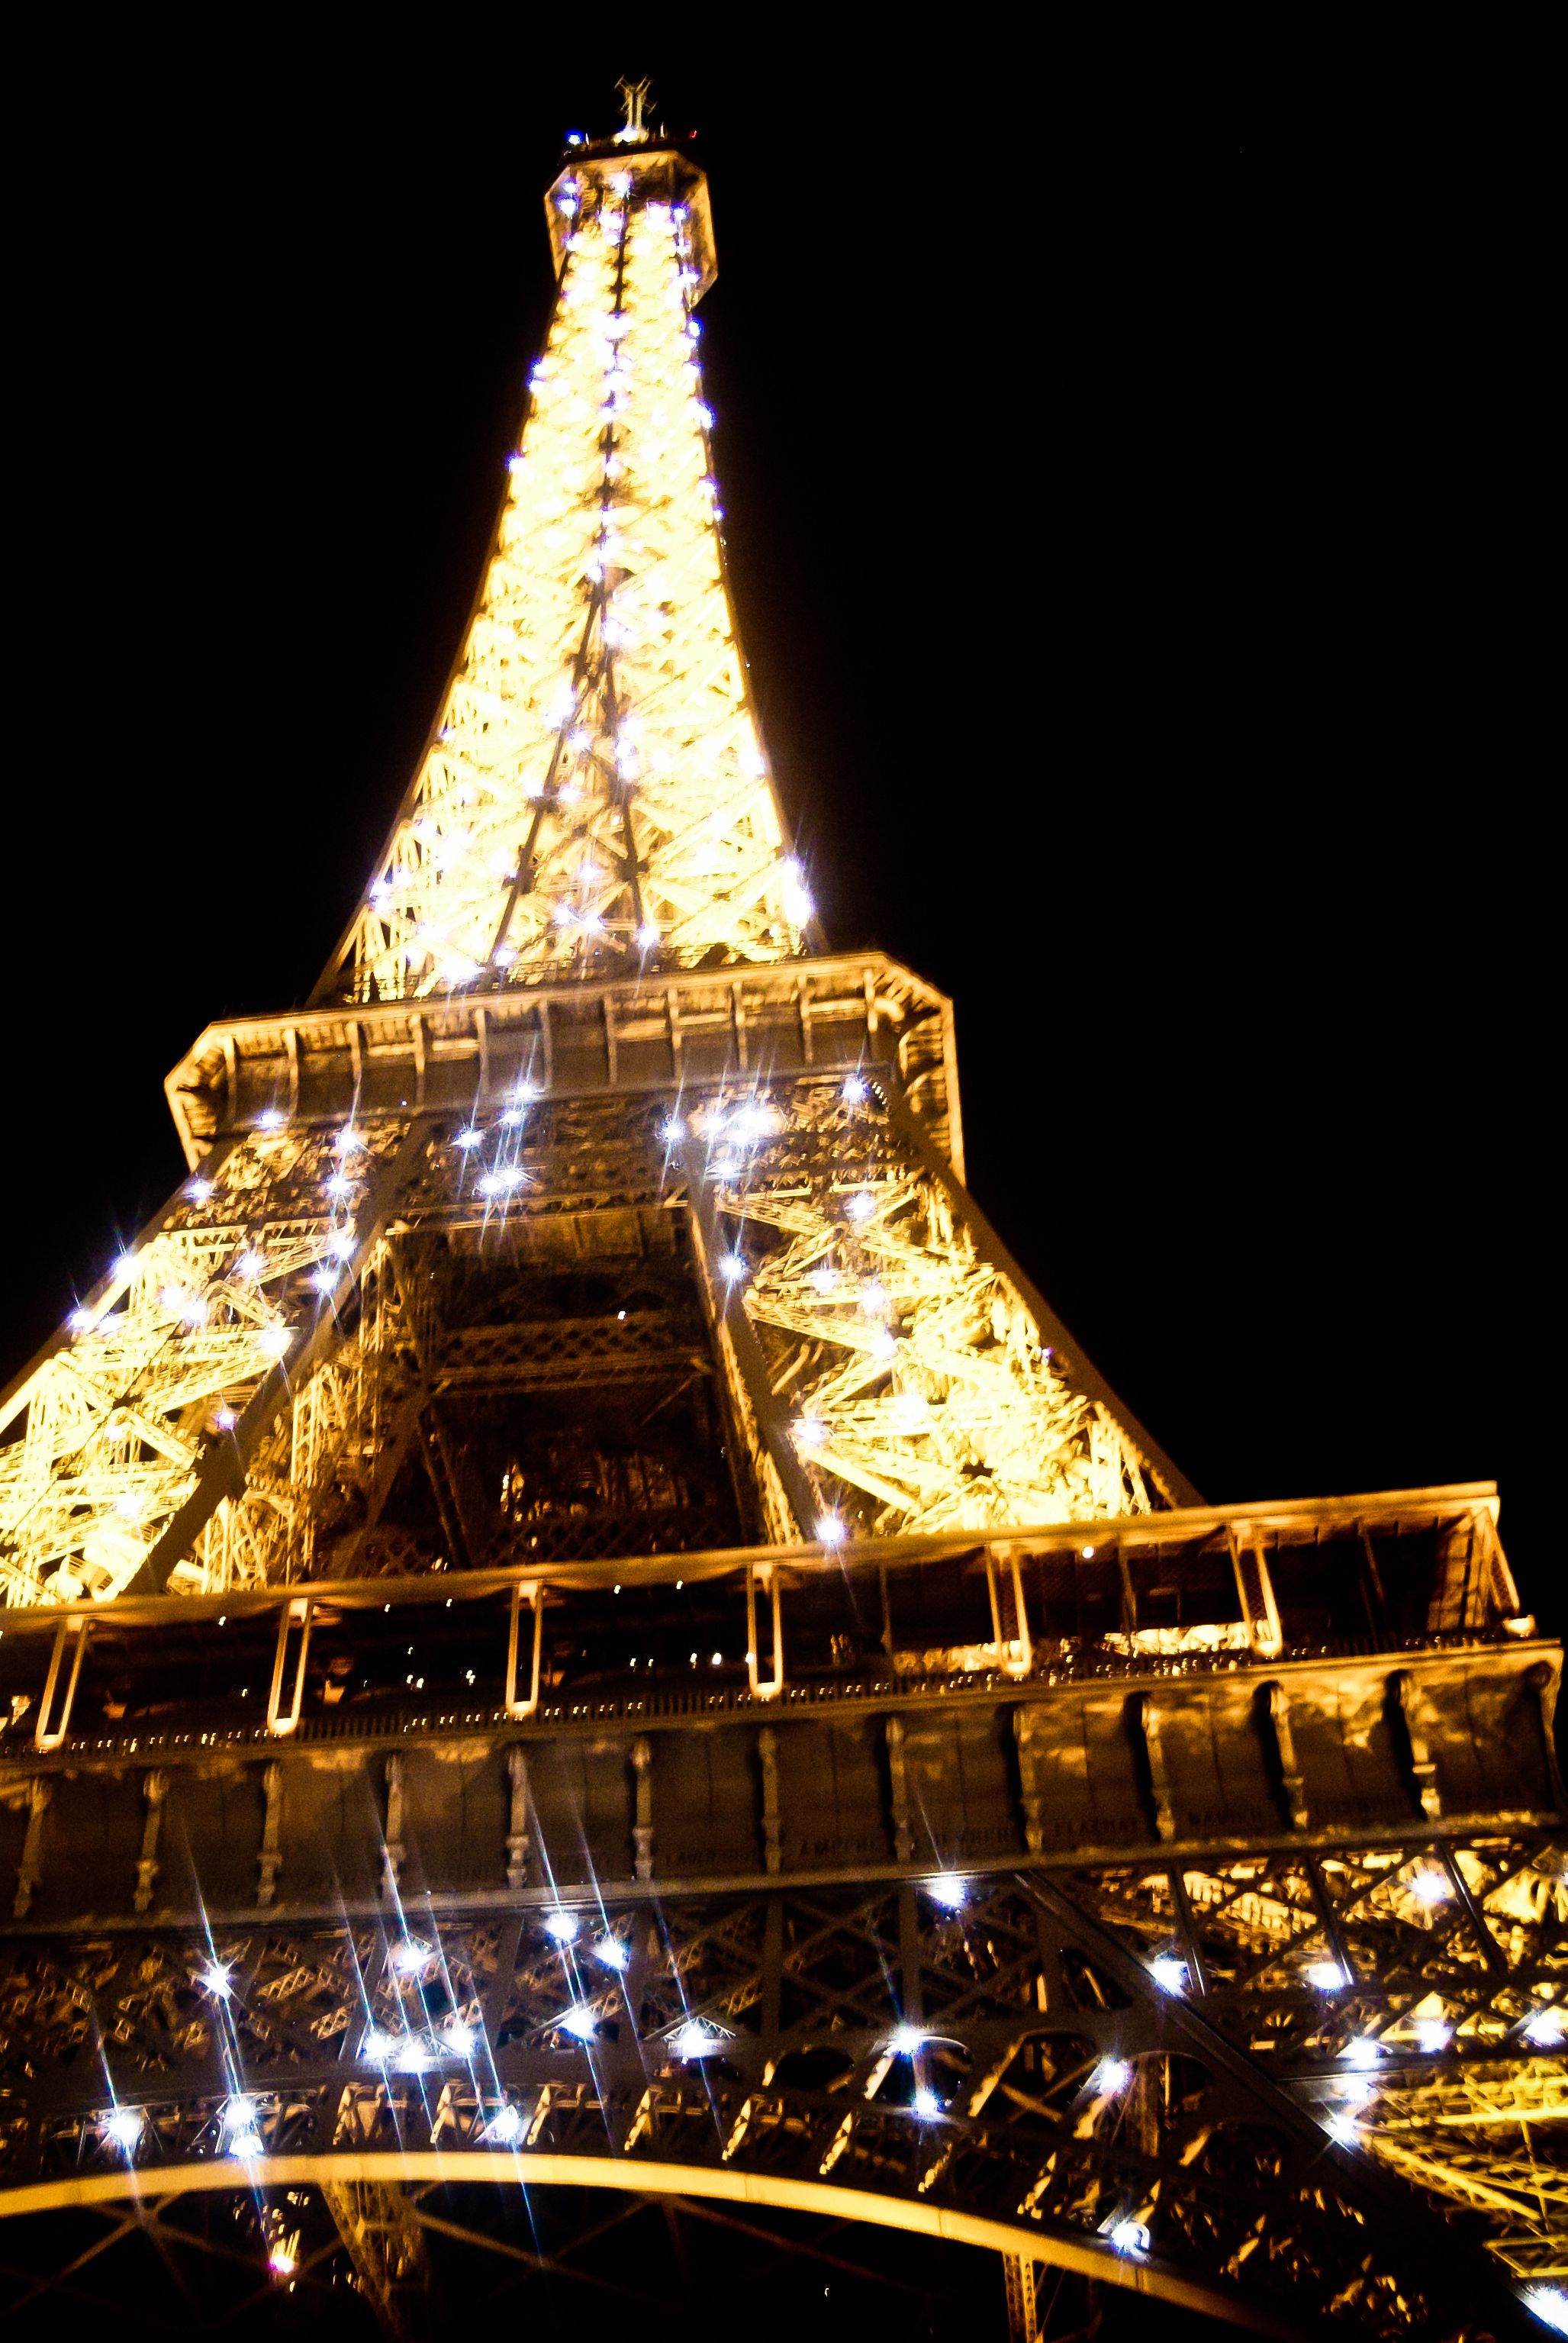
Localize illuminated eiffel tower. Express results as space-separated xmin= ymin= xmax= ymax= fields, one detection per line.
xmin=0 ymin=86 xmax=1561 ymax=2341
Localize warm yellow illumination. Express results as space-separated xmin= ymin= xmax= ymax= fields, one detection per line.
xmin=1 ymin=150 xmax=1165 ymax=1612
xmin=0 ymin=1126 xmax=394 ymax=1604
xmin=323 ymin=159 xmax=803 ymax=1004
xmin=722 ymin=1088 xmax=1154 ymax=1534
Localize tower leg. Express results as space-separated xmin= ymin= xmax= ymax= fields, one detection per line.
xmin=320 ymin=2180 xmax=432 ymax=2340
xmin=1003 ymin=2251 xmax=1039 ymax=2341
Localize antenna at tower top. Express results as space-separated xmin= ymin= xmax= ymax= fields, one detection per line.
xmin=614 ymin=75 xmax=653 ymax=143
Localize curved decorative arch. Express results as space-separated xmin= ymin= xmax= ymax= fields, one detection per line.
xmin=0 ymin=2154 xmax=1289 ymax=2332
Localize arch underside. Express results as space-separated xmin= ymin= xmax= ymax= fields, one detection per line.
xmin=0 ymin=2155 xmax=1267 ymax=2331
xmin=0 ymin=1862 xmax=1553 ymax=2336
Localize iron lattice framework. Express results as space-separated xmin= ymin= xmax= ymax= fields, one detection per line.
xmin=315 ymin=133 xmax=807 ymax=1005
xmin=0 ymin=93 xmax=1562 ymax=2343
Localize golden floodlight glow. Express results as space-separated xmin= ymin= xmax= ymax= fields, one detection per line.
xmin=0 ymin=98 xmax=1554 ymax=2328
xmin=717 ymin=1088 xmax=1154 ymax=1536
xmin=319 ymin=153 xmax=806 ymax=1005
xmin=0 ymin=1127 xmax=396 ymax=1605
xmin=0 ymin=127 xmax=1190 ymax=1613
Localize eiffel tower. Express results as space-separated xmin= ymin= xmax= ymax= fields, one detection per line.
xmin=0 ymin=89 xmax=1562 ymax=2341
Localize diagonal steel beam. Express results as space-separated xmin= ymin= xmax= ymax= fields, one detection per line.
xmin=411 ymin=2206 xmax=652 ymax=2301
xmin=678 ymin=1133 xmax=816 ymax=1535
xmin=1021 ymin=1870 xmax=1534 ymax=2337
xmin=1 ymin=2208 xmax=143 ymax=2311
xmin=321 ymin=2179 xmax=432 ymax=2341
xmin=132 ymin=1116 xmax=439 ymax=1593
xmin=667 ymin=2195 xmax=932 ymax=2293
xmin=876 ymin=1078 xmax=1200 ymax=1508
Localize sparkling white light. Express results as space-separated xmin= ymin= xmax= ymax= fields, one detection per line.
xmin=670 ymin=2019 xmax=723 ymax=2060
xmin=333 ymin=166 xmax=808 ymax=1004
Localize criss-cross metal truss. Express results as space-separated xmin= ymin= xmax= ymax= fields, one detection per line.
xmin=0 ymin=1122 xmax=415 ymax=1606
xmin=316 ymin=138 xmax=807 ymax=1007
xmin=2 ymin=97 xmax=1563 ymax=2343
xmin=681 ymin=1078 xmax=1170 ymax=1539
xmin=1061 ymin=1842 xmax=1568 ymax=2287
xmin=0 ymin=1855 xmax=1560 ymax=2335
xmin=0 ymin=1492 xmax=1561 ymax=2326
xmin=0 ymin=1074 xmax=1189 ymax=1613
xmin=319 ymin=2178 xmax=432 ymax=2338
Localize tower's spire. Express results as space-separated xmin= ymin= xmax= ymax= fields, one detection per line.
xmin=316 ymin=127 xmax=811 ymax=1007
xmin=614 ymin=75 xmax=653 ymax=141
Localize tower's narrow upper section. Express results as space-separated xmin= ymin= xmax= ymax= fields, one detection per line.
xmin=314 ymin=127 xmax=812 ymax=1007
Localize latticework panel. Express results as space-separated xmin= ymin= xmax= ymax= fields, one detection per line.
xmin=1052 ymin=1834 xmax=1568 ymax=2283
xmin=190 ymin=1103 xmax=742 ymax=1589
xmin=324 ymin=148 xmax=807 ymax=1006
xmin=0 ymin=1872 xmax=1538 ymax=2334
xmin=2 ymin=1071 xmax=1183 ymax=1609
xmin=682 ymin=1076 xmax=1166 ymax=1536
xmin=0 ymin=1123 xmax=411 ymax=1605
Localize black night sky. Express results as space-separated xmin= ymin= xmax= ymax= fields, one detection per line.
xmin=3 ymin=40 xmax=1551 ymax=1664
